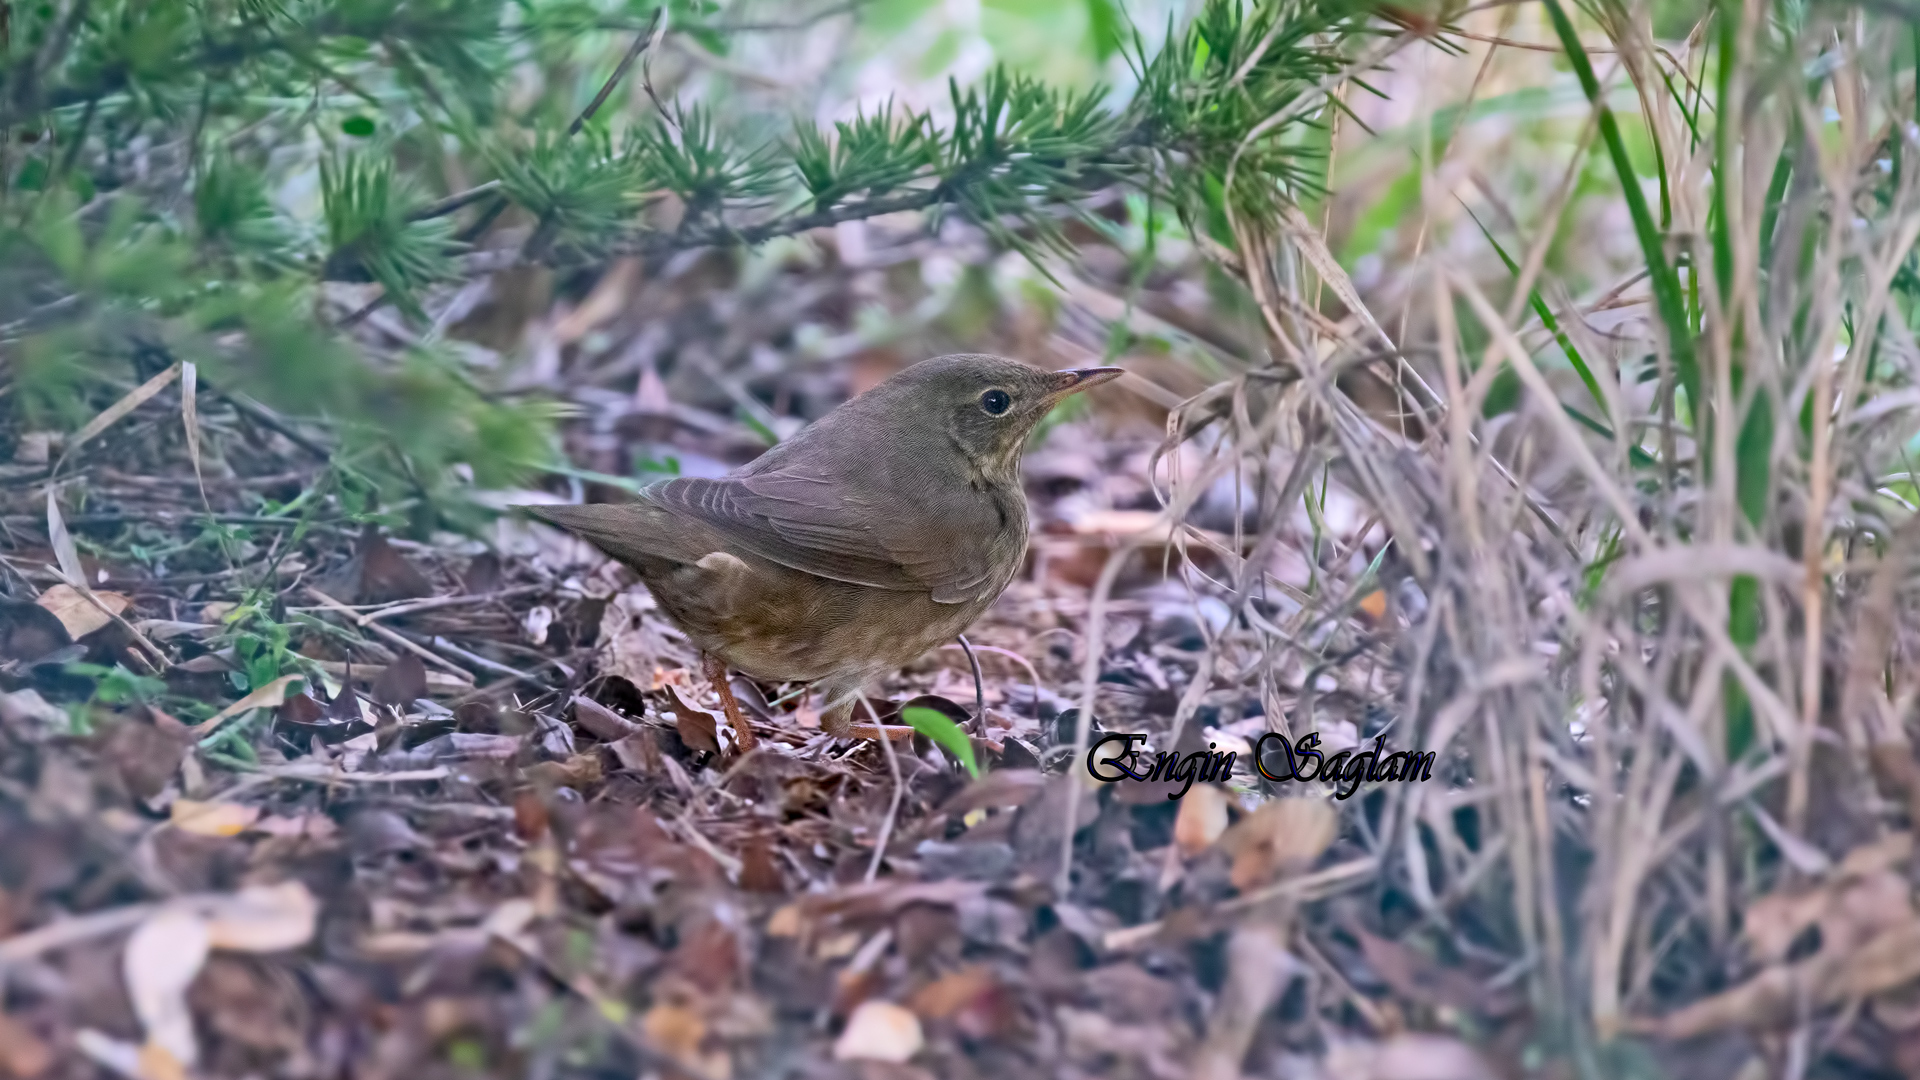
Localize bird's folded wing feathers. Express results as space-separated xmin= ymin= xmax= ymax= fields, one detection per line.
xmin=650 ymin=472 xmax=1004 ymax=603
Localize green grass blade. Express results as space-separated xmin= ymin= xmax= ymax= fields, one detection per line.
xmin=902 ymin=706 xmax=980 ymax=778
xmin=1463 ymin=204 xmax=1610 ymax=420
xmin=1542 ymin=0 xmax=1700 ymax=414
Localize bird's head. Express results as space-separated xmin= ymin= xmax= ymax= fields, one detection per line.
xmin=868 ymin=353 xmax=1123 ymax=476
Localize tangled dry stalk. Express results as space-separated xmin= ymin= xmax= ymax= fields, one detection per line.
xmin=1079 ymin=0 xmax=1920 ymax=1065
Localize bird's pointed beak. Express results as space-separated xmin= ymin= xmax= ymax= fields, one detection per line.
xmin=1046 ymin=367 xmax=1125 ymax=397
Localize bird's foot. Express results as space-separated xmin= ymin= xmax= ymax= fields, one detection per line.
xmin=703 ymin=654 xmax=758 ymax=753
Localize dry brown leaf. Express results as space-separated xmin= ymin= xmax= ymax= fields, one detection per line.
xmin=1221 ymin=796 xmax=1337 ymax=891
xmin=1742 ymin=886 xmax=1831 ymax=965
xmin=249 ymin=813 xmax=338 ymax=840
xmin=664 ymin=684 xmax=721 ymax=754
xmin=833 ymin=1000 xmax=923 ymax=1063
xmin=1324 ymin=1033 xmax=1499 ymax=1080
xmin=1173 ymin=783 xmax=1230 ymax=854
xmin=0 ymin=1011 xmax=54 ymax=1078
xmin=907 ymin=966 xmax=999 ymax=1020
xmin=738 ymin=836 xmax=784 ymax=893
xmin=766 ymin=905 xmax=804 ymax=937
xmin=1744 ymin=834 xmax=1916 ymax=965
xmin=135 ymin=1044 xmax=189 ymax=1080
xmin=202 ymin=882 xmax=319 ymax=952
xmin=35 ymin=584 xmax=130 ymax=640
xmin=124 ymin=907 xmax=210 ymax=1068
xmin=195 ymin=674 xmax=303 ymax=741
xmin=642 ymin=1002 xmax=707 ymax=1061
xmin=168 ymin=799 xmax=261 ymax=838
xmin=1652 ymin=917 xmax=1920 ymax=1038
xmin=369 ymin=653 xmax=427 ymax=707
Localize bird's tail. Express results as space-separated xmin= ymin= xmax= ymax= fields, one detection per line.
xmin=508 ymin=501 xmax=706 ymax=570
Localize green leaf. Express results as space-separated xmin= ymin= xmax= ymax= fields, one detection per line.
xmin=1540 ymin=0 xmax=1699 ymax=414
xmin=1086 ymin=0 xmax=1127 ymax=60
xmin=342 ymin=115 xmax=377 ymax=138
xmin=901 ymin=706 xmax=980 ymax=778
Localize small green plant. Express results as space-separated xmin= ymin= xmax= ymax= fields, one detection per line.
xmin=902 ymin=705 xmax=980 ymax=778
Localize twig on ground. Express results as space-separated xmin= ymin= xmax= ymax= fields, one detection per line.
xmin=860 ymin=692 xmax=904 ymax=885
xmin=304 ymin=587 xmax=477 ymax=684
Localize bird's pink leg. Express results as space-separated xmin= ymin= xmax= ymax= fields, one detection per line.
xmin=703 ymin=654 xmax=758 ymax=753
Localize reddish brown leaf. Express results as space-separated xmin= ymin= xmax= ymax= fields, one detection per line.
xmin=740 ymin=835 xmax=785 ymax=893
xmin=0 ymin=1011 xmax=53 ymax=1078
xmin=370 ymin=653 xmax=427 ymax=707
xmin=663 ymin=685 xmax=720 ymax=754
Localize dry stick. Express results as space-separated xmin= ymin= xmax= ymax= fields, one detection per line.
xmin=569 ymin=10 xmax=662 ymax=136
xmin=0 ymin=903 xmax=159 ymax=966
xmin=51 ymin=360 xmax=181 ymax=477
xmin=391 ymin=627 xmax=543 ymax=686
xmin=1101 ymin=856 xmax=1379 ymax=951
xmin=859 ymin=692 xmax=903 ymax=885
xmin=1786 ymin=93 xmax=1859 ymax=834
xmin=304 ymin=587 xmax=474 ymax=684
xmin=954 ymin=634 xmax=986 ymax=735
xmin=939 ymin=642 xmax=1043 ymax=725
xmin=352 ymin=584 xmax=547 ymax=622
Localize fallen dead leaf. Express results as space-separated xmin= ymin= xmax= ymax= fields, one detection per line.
xmin=767 ymin=905 xmax=804 ymax=937
xmin=833 ymin=1000 xmax=923 ymax=1063
xmin=738 ymin=836 xmax=784 ymax=893
xmin=1649 ymin=917 xmax=1920 ymax=1038
xmin=124 ymin=906 xmax=210 ymax=1068
xmin=907 ymin=965 xmax=998 ymax=1020
xmin=572 ymin=695 xmax=639 ymax=741
xmin=664 ymin=684 xmax=721 ymax=754
xmin=642 ymin=1002 xmax=707 ymax=1060
xmin=0 ymin=1010 xmax=54 ymax=1078
xmin=369 ymin=653 xmax=427 ymax=707
xmin=1324 ymin=1033 xmax=1499 ymax=1080
xmin=202 ymin=882 xmax=320 ymax=952
xmin=35 ymin=584 xmax=130 ymax=640
xmin=195 ymin=674 xmax=303 ymax=741
xmin=1173 ymin=783 xmax=1230 ymax=854
xmin=168 ymin=799 xmax=261 ymax=838
xmin=249 ymin=813 xmax=339 ymax=840
xmin=1220 ymin=796 xmax=1337 ymax=891
xmin=137 ymin=1043 xmax=189 ymax=1080
xmin=1744 ymin=835 xmax=1916 ymax=965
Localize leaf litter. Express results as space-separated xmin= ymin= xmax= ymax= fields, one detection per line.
xmin=0 ymin=208 xmax=1752 ymax=1080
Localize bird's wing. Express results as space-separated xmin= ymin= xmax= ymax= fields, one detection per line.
xmin=648 ymin=470 xmax=1015 ymax=604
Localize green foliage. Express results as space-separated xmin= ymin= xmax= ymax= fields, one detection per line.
xmin=0 ymin=0 xmax=1373 ymax=527
xmin=792 ymin=104 xmax=937 ymax=212
xmin=322 ymin=156 xmax=460 ymax=317
xmin=492 ymin=128 xmax=645 ymax=256
xmin=901 ymin=705 xmax=980 ymax=778
xmin=631 ymin=105 xmax=783 ymax=213
xmin=1129 ymin=0 xmax=1370 ymax=234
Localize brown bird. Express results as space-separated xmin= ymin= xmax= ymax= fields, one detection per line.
xmin=516 ymin=354 xmax=1121 ymax=750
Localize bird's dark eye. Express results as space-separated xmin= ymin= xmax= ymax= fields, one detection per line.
xmin=980 ymin=389 xmax=1011 ymax=415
